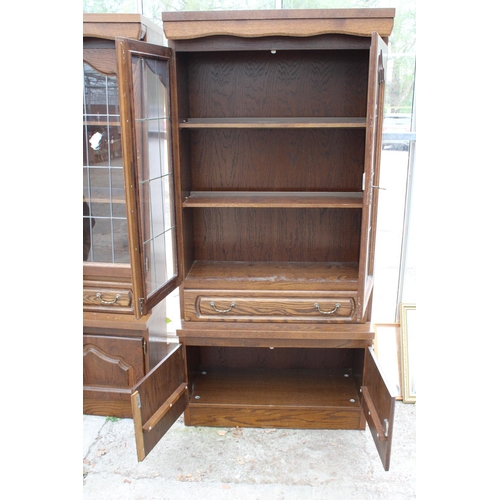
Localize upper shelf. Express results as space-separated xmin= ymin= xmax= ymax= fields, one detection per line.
xmin=179 ymin=117 xmax=366 ymax=129
xmin=183 ymin=191 xmax=363 ymax=208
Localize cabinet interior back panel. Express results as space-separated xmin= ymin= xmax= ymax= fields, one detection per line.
xmin=192 ymin=207 xmax=362 ymax=262
xmin=195 ymin=346 xmax=361 ymax=369
xmin=185 ymin=50 xmax=369 ymax=118
xmin=189 ymin=129 xmax=365 ymax=191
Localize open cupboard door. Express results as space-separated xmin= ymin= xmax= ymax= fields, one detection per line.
xmin=131 ymin=343 xmax=188 ymax=461
xmin=116 ymin=37 xmax=182 ymax=319
xmin=361 ymin=346 xmax=396 ymax=470
xmin=358 ymin=33 xmax=388 ymax=320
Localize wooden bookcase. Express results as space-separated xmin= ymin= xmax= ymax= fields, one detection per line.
xmin=85 ymin=8 xmax=397 ymax=470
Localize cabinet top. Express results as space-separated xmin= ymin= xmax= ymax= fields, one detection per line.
xmin=83 ymin=13 xmax=164 ymax=43
xmin=162 ymin=8 xmax=395 ymax=40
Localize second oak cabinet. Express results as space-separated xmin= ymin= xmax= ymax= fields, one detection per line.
xmin=101 ymin=8 xmax=396 ymax=470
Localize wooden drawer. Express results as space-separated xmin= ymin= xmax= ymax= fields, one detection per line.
xmin=183 ymin=290 xmax=355 ymax=322
xmin=83 ymin=287 xmax=133 ymax=313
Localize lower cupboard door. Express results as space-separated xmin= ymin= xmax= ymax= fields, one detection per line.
xmin=361 ymin=346 xmax=396 ymax=471
xmin=131 ymin=343 xmax=188 ymax=461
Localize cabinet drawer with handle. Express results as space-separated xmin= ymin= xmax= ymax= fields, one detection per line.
xmin=183 ymin=290 xmax=355 ymax=323
xmin=83 ymin=287 xmax=133 ymax=313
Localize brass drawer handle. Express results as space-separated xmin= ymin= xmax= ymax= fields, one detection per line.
xmin=314 ymin=302 xmax=341 ymax=315
xmin=96 ymin=292 xmax=121 ymax=305
xmin=209 ymin=301 xmax=235 ymax=313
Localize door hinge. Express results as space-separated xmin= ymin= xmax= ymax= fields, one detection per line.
xmin=136 ymin=393 xmax=141 ymax=409
xmin=379 ymin=67 xmax=385 ymax=83
xmin=143 ymin=338 xmax=147 ymax=356
xmin=139 ymin=298 xmax=144 ymax=315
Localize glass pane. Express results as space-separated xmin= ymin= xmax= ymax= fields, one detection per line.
xmin=83 ymin=62 xmax=129 ymax=264
xmin=89 ymin=218 xmax=112 ymax=262
xmin=153 ymin=233 xmax=167 ymax=292
xmin=165 ymin=228 xmax=177 ymax=282
xmin=148 ymin=117 xmax=162 ymax=181
xmin=165 ymin=174 xmax=175 ymax=230
xmin=131 ymin=55 xmax=177 ymax=298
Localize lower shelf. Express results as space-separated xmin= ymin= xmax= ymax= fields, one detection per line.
xmin=186 ymin=367 xmax=364 ymax=429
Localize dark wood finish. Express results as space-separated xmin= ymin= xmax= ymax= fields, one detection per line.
xmin=188 ymin=129 xmax=365 ymax=192
xmin=184 ymin=50 xmax=368 ymax=118
xmin=83 ymin=287 xmax=133 ymax=313
xmin=83 ymin=47 xmax=117 ymax=75
xmin=187 ymin=405 xmax=362 ymax=429
xmin=358 ymin=33 xmax=388 ymax=318
xmin=192 ymin=208 xmax=362 ymax=263
xmin=83 ymin=335 xmax=145 ymax=387
xmin=83 ymin=300 xmax=169 ymax=417
xmin=166 ymin=9 xmax=394 ymax=468
xmin=131 ymin=344 xmax=188 ymax=461
xmin=171 ymin=34 xmax=371 ymax=53
xmin=184 ymin=261 xmax=358 ymax=291
xmin=115 ymin=37 xmax=184 ymax=316
xmin=84 ymin=13 xmax=163 ymax=44
xmin=162 ymin=9 xmax=395 ymax=39
xmin=83 ymin=335 xmax=144 ymax=418
xmin=82 ymin=10 xmax=397 ymax=469
xmin=83 ymin=262 xmax=132 ymax=281
xmin=361 ymin=347 xmax=396 ymax=471
xmin=183 ymin=290 xmax=355 ymax=323
xmin=83 ymin=16 xmax=172 ymax=418
xmin=184 ymin=347 xmax=364 ymax=429
xmin=183 ymin=192 xmax=364 ymax=209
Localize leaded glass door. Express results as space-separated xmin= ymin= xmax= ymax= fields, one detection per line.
xmin=116 ymin=38 xmax=180 ymax=317
xmin=83 ymin=46 xmax=129 ymax=265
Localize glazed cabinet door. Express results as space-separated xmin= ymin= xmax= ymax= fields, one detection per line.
xmin=131 ymin=343 xmax=188 ymax=461
xmin=116 ymin=38 xmax=181 ymax=318
xmin=358 ymin=33 xmax=388 ymax=319
xmin=361 ymin=346 xmax=396 ymax=471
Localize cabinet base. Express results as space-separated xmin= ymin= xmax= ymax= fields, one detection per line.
xmin=185 ymin=405 xmax=365 ymax=430
xmin=84 ymin=389 xmax=133 ymax=418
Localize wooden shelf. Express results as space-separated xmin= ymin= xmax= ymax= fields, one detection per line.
xmin=184 ymin=260 xmax=358 ymax=291
xmin=179 ymin=117 xmax=366 ymax=129
xmin=183 ymin=191 xmax=363 ymax=208
xmin=190 ymin=367 xmax=360 ymax=407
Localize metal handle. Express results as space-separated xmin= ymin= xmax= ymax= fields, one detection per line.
xmin=209 ymin=301 xmax=235 ymax=313
xmin=314 ymin=302 xmax=341 ymax=315
xmin=96 ymin=293 xmax=120 ymax=305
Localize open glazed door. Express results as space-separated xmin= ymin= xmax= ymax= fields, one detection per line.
xmin=116 ymin=37 xmax=182 ymax=319
xmin=131 ymin=343 xmax=188 ymax=461
xmin=358 ymin=33 xmax=388 ymax=319
xmin=361 ymin=346 xmax=396 ymax=470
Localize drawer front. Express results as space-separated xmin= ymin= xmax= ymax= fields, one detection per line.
xmin=83 ymin=287 xmax=133 ymax=313
xmin=183 ymin=290 xmax=355 ymax=323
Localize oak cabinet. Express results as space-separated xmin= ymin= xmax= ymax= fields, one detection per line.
xmin=84 ymin=8 xmax=397 ymax=470
xmin=83 ymin=14 xmax=176 ymax=417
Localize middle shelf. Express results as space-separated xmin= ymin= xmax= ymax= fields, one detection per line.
xmin=183 ymin=191 xmax=363 ymax=208
xmin=178 ymin=117 xmax=367 ymax=129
